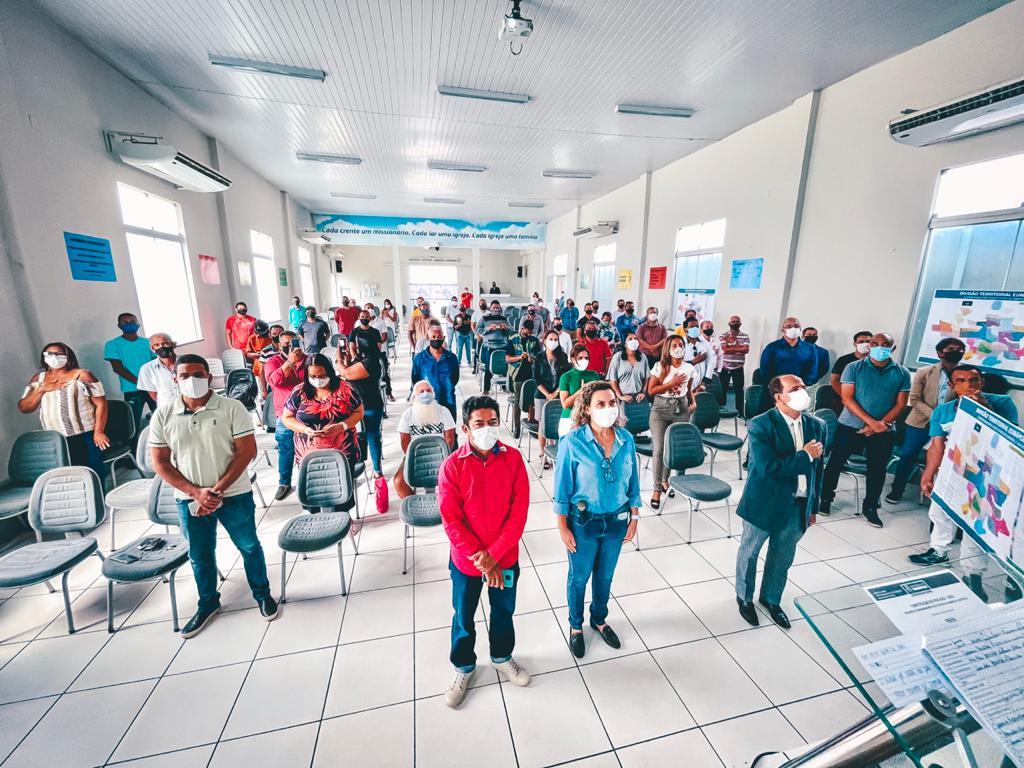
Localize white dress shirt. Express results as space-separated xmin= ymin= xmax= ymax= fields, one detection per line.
xmin=779 ymin=410 xmax=807 ymax=494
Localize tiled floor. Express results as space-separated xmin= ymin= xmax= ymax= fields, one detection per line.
xmin=0 ymin=345 xmax=971 ymax=767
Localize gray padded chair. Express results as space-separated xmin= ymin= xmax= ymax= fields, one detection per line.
xmin=101 ymin=477 xmax=189 ymax=632
xmin=134 ymin=425 xmax=155 ymax=478
xmin=0 ymin=467 xmax=104 ymax=633
xmin=400 ymin=435 xmax=451 ymax=574
xmin=707 ymin=375 xmax=739 ymax=433
xmin=222 ymin=348 xmax=246 ymax=373
xmin=539 ymin=398 xmax=563 ymax=477
xmin=277 ymin=449 xmax=358 ymax=601
xmin=622 ymin=399 xmax=653 ymax=466
xmin=664 ymin=423 xmax=734 ymax=542
xmin=102 ymin=399 xmax=144 ymax=487
xmin=0 ymin=430 xmax=69 ymax=522
xmin=692 ymin=392 xmax=745 ymax=479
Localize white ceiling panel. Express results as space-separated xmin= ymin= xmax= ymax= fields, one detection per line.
xmin=34 ymin=0 xmax=1009 ymax=221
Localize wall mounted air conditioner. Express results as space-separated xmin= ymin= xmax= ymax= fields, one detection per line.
xmin=573 ymin=221 xmax=619 ymax=238
xmin=888 ymin=77 xmax=1024 ymax=147
xmin=300 ymin=229 xmax=331 ymax=244
xmin=106 ymin=132 xmax=232 ymax=192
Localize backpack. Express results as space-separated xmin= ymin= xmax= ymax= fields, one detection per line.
xmin=225 ymin=368 xmax=258 ymax=410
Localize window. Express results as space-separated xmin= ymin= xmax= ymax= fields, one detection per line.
xmin=116 ymin=183 xmax=201 ymax=344
xmin=297 ymin=245 xmax=316 ymax=306
xmin=672 ymin=218 xmax=726 ymax=325
xmin=408 ymin=263 xmax=458 ymax=305
xmin=250 ymin=229 xmax=280 ymax=322
xmin=591 ymin=243 xmax=617 ymax=308
xmin=550 ymin=252 xmax=568 ymax=300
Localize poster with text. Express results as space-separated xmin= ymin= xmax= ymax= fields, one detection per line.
xmin=313 ymin=214 xmax=544 ymax=250
xmin=916 ymin=290 xmax=1024 ymax=380
xmin=673 ymin=288 xmax=716 ymax=327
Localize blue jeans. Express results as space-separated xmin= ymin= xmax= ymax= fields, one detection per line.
xmin=566 ymin=514 xmax=628 ymax=630
xmin=176 ymin=492 xmax=271 ymax=613
xmin=455 ymin=333 xmax=472 ymax=365
xmin=446 ymin=325 xmax=455 ymax=348
xmin=124 ymin=391 xmax=154 ymax=436
xmin=450 ymin=559 xmax=518 ymax=672
xmin=890 ymin=424 xmax=931 ymax=495
xmin=362 ymin=408 xmax=383 ymax=473
xmin=275 ymin=417 xmax=295 ymax=486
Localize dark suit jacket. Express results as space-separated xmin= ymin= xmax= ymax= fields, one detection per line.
xmin=737 ymin=408 xmax=826 ymax=532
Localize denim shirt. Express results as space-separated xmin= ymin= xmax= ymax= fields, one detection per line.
xmin=552 ymin=425 xmax=642 ymax=517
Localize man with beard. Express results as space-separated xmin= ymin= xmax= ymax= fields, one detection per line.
xmin=394 ymin=380 xmax=457 ymax=498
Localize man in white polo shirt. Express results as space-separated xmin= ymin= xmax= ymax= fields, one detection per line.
xmin=136 ymin=332 xmax=181 ymax=409
xmin=149 ymin=353 xmax=278 ymax=638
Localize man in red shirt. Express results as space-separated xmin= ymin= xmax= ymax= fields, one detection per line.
xmin=264 ymin=330 xmax=305 ymax=500
xmin=459 ymin=286 xmax=473 ymax=310
xmin=581 ymin=319 xmax=613 ymax=375
xmin=437 ymin=395 xmax=531 ymax=708
xmin=333 ymin=296 xmax=361 ymax=337
xmin=225 ymin=302 xmax=256 ymax=350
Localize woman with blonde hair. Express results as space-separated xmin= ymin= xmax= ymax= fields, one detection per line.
xmin=646 ymin=335 xmax=697 ymax=509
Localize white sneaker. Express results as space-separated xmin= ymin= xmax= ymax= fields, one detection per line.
xmin=494 ymin=658 xmax=531 ymax=687
xmin=444 ymin=669 xmax=475 ymax=708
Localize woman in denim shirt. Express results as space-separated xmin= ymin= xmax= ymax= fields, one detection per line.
xmin=553 ymin=381 xmax=641 ymax=658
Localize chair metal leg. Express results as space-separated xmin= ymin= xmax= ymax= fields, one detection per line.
xmin=110 ymin=507 xmax=117 ymax=551
xmin=44 ymin=579 xmax=56 ymax=593
xmin=106 ymin=579 xmax=115 ymax=633
xmin=402 ymin=525 xmax=409 ymax=574
xmin=218 ymin=568 xmax=227 ymax=581
xmin=349 ymin=519 xmax=360 ymax=555
xmin=725 ymin=498 xmax=732 ymax=537
xmin=687 ymin=498 xmax=694 ymax=543
xmin=110 ymin=463 xmax=118 ymax=489
xmin=737 ymin=451 xmax=743 ymax=480
xmin=61 ymin=571 xmax=76 ymax=634
xmin=337 ymin=541 xmax=347 ymax=596
xmin=709 ymin=451 xmax=716 ymax=476
xmin=253 ymin=481 xmax=267 ymax=509
xmin=168 ymin=569 xmax=180 ymax=632
xmin=280 ymin=551 xmax=288 ymax=603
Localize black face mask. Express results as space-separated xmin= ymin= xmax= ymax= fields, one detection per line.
xmin=553 ymin=324 xmax=563 ymax=331
xmin=942 ymin=350 xmax=964 ymax=364
xmin=306 ymin=313 xmax=316 ymax=320
xmin=585 ymin=329 xmax=598 ymax=338
xmin=805 ymin=335 xmax=818 ymax=345
xmin=626 ymin=308 xmax=634 ymax=315
xmin=155 ymin=347 xmax=174 ymax=359
xmin=359 ymin=318 xmax=370 ymax=326
xmin=729 ymin=323 xmax=741 ymax=330
xmin=702 ymin=328 xmax=714 ymax=337
xmin=617 ymin=305 xmax=625 ymax=311
xmin=429 ymin=339 xmax=444 ymax=349
xmin=270 ymin=335 xmax=281 ymax=343
xmin=237 ymin=308 xmax=247 ymax=316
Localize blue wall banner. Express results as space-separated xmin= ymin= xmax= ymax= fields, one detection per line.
xmin=313 ymin=214 xmax=545 ymax=249
xmin=64 ymin=231 xmax=116 ymax=282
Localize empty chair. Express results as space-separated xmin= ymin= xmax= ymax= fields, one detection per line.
xmin=621 ymin=399 xmax=653 ymax=464
xmin=386 ymin=333 xmax=397 ymax=361
xmin=508 ymin=378 xmax=536 ymax=440
xmin=261 ymin=393 xmax=276 ymax=434
xmin=0 ymin=467 xmax=104 ymax=633
xmin=329 ymin=332 xmax=342 ymax=349
xmin=101 ymin=477 xmax=189 ymax=632
xmin=222 ymin=348 xmax=246 ymax=373
xmin=207 ymin=357 xmax=226 ymax=390
xmin=539 ymin=398 xmax=563 ymax=477
xmin=277 ymin=450 xmax=359 ymax=600
xmin=813 ymin=384 xmax=839 ymax=413
xmin=518 ymin=380 xmax=541 ymax=458
xmin=400 ymin=435 xmax=451 ymax=574
xmin=664 ymin=422 xmax=734 ymax=542
xmin=0 ymin=430 xmax=69 ymax=523
xmin=692 ymin=392 xmax=745 ymax=478
xmin=814 ymin=408 xmax=839 ymax=455
xmin=134 ymin=425 xmax=155 ymax=478
xmin=743 ymin=384 xmax=767 ymax=421
xmin=102 ymin=399 xmax=144 ymax=487
xmin=707 ymin=376 xmax=739 ymax=433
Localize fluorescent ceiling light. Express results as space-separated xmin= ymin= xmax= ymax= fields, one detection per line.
xmin=427 ymin=160 xmax=487 ymax=173
xmin=437 ymin=85 xmax=531 ymax=104
xmin=330 ymin=192 xmax=377 ymax=199
xmin=209 ymin=55 xmax=326 ymax=82
xmin=543 ymin=169 xmax=595 ymax=179
xmin=424 ymin=196 xmax=464 ymax=204
xmin=616 ymin=103 xmax=695 ymax=118
xmin=296 ymin=152 xmax=362 ymax=165
xmin=508 ymin=201 xmax=545 ymax=208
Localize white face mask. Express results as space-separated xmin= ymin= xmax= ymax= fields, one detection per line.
xmin=178 ymin=376 xmax=210 ymax=399
xmin=545 ymin=339 xmax=559 ymax=351
xmin=647 ymin=313 xmax=658 ymax=322
xmin=669 ymin=346 xmax=685 ymax=359
xmin=855 ymin=342 xmax=870 ymax=355
xmin=43 ymin=353 xmax=68 ymax=369
xmin=784 ymin=327 xmax=801 ymax=340
xmin=574 ymin=359 xmax=589 ymax=371
xmin=470 ymin=425 xmax=499 ymax=452
xmin=309 ymin=376 xmax=330 ymax=388
xmin=784 ymin=388 xmax=811 ymax=412
xmin=591 ymin=406 xmax=619 ymax=428
xmin=625 ymin=339 xmax=640 ymax=351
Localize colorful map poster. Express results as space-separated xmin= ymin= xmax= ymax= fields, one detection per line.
xmin=932 ymin=397 xmax=1024 ymax=570
xmin=673 ymin=288 xmax=715 ymax=327
xmin=916 ymin=290 xmax=1024 ymax=380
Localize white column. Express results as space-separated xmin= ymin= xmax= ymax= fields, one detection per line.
xmin=471 ymin=247 xmax=481 ymax=299
xmin=391 ymin=244 xmax=403 ymax=317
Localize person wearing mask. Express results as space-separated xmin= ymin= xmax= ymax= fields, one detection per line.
xmin=505 ymin=319 xmax=542 ymax=433
xmin=519 ymin=304 xmax=540 ymax=332
xmin=759 ymin=318 xmax=821 ymax=402
xmin=734 ymin=375 xmax=826 ymax=629
xmin=298 ymin=306 xmax=330 ymax=354
xmin=699 ymin=320 xmax=723 ymax=380
xmin=535 ymin=299 xmax=551 ymax=332
xmin=719 ymin=315 xmax=751 ymax=416
xmin=264 ymin=330 xmax=305 ymax=500
xmin=559 ymin=298 xmax=579 ymax=333
xmin=534 ymin=330 xmax=572 ymax=469
xmin=591 ymin=300 xmax=601 ymax=318
xmin=149 ymin=354 xmax=277 ymax=637
xmin=348 ymin=308 xmax=383 ymax=364
xmin=683 ymin=308 xmax=698 ymax=323
xmin=288 ymin=297 xmax=307 ymax=332
xmin=334 ymin=296 xmax=361 ymax=338
xmin=680 ymin=318 xmax=712 ymax=386
xmin=598 ymin=312 xmax=618 ymax=348
xmin=911 ymin=364 xmax=1019 ymax=566
xmin=554 ymin=381 xmax=640 ymax=657
xmin=452 ymin=305 xmax=474 ymax=366
xmin=412 ymin=296 xmax=426 ymax=319
xmin=460 ymin=286 xmax=474 ymax=310
xmin=819 ymin=333 xmax=911 ymax=527
xmin=414 ymin=319 xmax=443 ymax=355
xmin=637 ymin=308 xmax=667 ymax=364
xmin=613 ymin=300 xmax=626 ymax=323
xmin=364 ymin=303 xmax=394 ymax=401
xmin=581 ymin=319 xmax=613 ymax=376
xmin=412 ymin=325 xmax=461 ymax=420
xmin=607 ymin=332 xmax=650 ymax=403
xmin=437 ymin=395 xmax=530 ymax=708
xmin=335 ymin=343 xmax=384 ymax=479
xmin=801 ymin=326 xmax=830 ymax=384
xmin=104 ymin=312 xmax=155 ymax=429
xmin=470 ymin=298 xmax=489 ymax=370
xmin=19 ymin=342 xmax=110 ymax=479
xmin=244 ymin=320 xmax=275 ymax=398
xmin=558 ymin=345 xmax=601 ymax=437
xmin=551 ymin=319 xmax=573 ymax=355
xmin=225 ymin=302 xmax=256 ymax=351
xmin=442 ymin=295 xmax=461 ymax=348
xmin=825 ymin=331 xmax=873 ymax=414
xmin=409 ymin=300 xmax=435 ymax=350
xmin=137 ymin=333 xmax=181 ymax=409
xmin=488 ymin=281 xmax=501 ymax=294
xmin=614 ymin=301 xmax=640 ymax=343
xmin=647 ymin=336 xmax=698 ymax=509
xmin=381 ymin=299 xmax=399 ymax=339
xmin=395 ymin=381 xmax=457 ymax=498
xmin=885 ymin=337 xmax=966 ymax=503
xmin=577 ymin=303 xmax=597 ymax=340
xmin=479 ymin=301 xmax=510 ymax=396
xmin=556 ymin=290 xmax=566 ymax=314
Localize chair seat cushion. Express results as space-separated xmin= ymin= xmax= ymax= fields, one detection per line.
xmin=718 ymin=407 xmax=738 ymax=418
xmin=101 ymin=444 xmax=132 ymax=462
xmin=0 ymin=538 xmax=98 ymax=587
xmin=400 ymin=494 xmax=442 ymax=527
xmin=701 ymin=433 xmax=744 ymax=451
xmin=0 ymin=485 xmax=32 ymax=519
xmin=523 ymin=419 xmax=539 ymax=435
xmin=105 ymin=479 xmax=155 ymax=510
xmin=669 ymin=474 xmax=732 ymax=502
xmin=102 ymin=535 xmax=189 ymax=581
xmin=353 ymin=462 xmax=366 ymax=480
xmin=635 ymin=442 xmax=653 ymax=457
xmin=544 ymin=443 xmax=559 ymax=460
xmin=278 ymin=512 xmax=352 ymax=553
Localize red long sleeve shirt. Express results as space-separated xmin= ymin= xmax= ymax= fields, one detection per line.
xmin=437 ymin=440 xmax=529 ymax=576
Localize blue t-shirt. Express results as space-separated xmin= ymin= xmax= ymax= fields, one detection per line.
xmin=837 ymin=357 xmax=912 ymax=430
xmin=288 ymin=305 xmax=307 ymax=330
xmin=103 ymin=335 xmax=155 ymax=393
xmin=929 ymin=395 xmax=1019 ymax=437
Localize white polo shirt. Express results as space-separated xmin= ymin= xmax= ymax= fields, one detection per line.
xmin=136 ymin=358 xmax=179 ymax=409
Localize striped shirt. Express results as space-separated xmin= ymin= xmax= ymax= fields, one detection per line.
xmin=719 ymin=331 xmax=751 ymax=370
xmin=24 ymin=372 xmax=104 ymax=436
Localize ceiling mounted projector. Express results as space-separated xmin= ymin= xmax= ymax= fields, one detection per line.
xmin=500 ymin=0 xmax=533 ymax=55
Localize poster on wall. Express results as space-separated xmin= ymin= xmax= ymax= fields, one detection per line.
xmin=64 ymin=232 xmax=116 ymax=282
xmin=313 ymin=214 xmax=545 ymax=250
xmin=238 ymin=261 xmax=253 ymax=287
xmin=617 ymin=269 xmax=633 ymax=290
xmin=278 ymin=267 xmax=288 ymax=287
xmin=729 ymin=258 xmax=763 ymax=290
xmin=916 ymin=290 xmax=1024 ymax=380
xmin=198 ymin=254 xmax=220 ymax=285
xmin=674 ymin=288 xmax=716 ymax=326
xmin=648 ymin=266 xmax=667 ymax=290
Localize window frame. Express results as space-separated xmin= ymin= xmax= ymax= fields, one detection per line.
xmin=249 ymin=228 xmax=281 ymax=323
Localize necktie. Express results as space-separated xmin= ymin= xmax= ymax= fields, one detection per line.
xmin=790 ymin=420 xmax=807 ymax=494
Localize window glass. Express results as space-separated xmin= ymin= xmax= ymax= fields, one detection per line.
xmin=933 ymin=153 xmax=1024 ymax=218
xmin=250 ymin=229 xmax=280 ymax=322
xmin=675 ymin=218 xmax=726 ymax=253
xmin=298 ymin=245 xmax=315 ymax=305
xmin=552 ymin=252 xmax=568 ymax=276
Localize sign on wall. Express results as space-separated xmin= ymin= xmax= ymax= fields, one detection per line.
xmin=674 ymin=288 xmax=716 ymax=326
xmin=278 ymin=267 xmax=288 ymax=286
xmin=64 ymin=232 xmax=116 ymax=282
xmin=198 ymin=254 xmax=220 ymax=285
xmin=729 ymin=258 xmax=763 ymax=290
xmin=648 ymin=266 xmax=667 ymax=290
xmin=617 ymin=269 xmax=633 ymax=290
xmin=313 ymin=214 xmax=545 ymax=250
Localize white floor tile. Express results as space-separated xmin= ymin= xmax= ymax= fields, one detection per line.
xmin=0 ymin=592 xmax=82 ymax=644
xmin=346 ymin=547 xmax=415 ymax=593
xmin=674 ymin=578 xmax=757 ymax=636
xmin=779 ymin=689 xmax=868 ymax=743
xmin=282 ymin=554 xmax=349 ymax=601
xmin=562 ymin=753 xmax=620 ymax=768
xmin=617 ymin=588 xmax=710 ymax=649
xmin=210 ymin=722 xmax=318 ymax=768
xmin=718 ymin=626 xmax=841 ymax=704
xmin=414 ymin=624 xmax=499 ymax=697
xmin=522 ymin=528 xmax=568 ymax=565
xmin=0 ymin=631 xmax=108 ymax=705
xmin=0 ymin=696 xmax=57 ymax=763
xmin=826 ymin=553 xmax=899 ymax=582
xmin=617 ymin=728 xmax=724 ymax=767
xmin=166 ymin=608 xmax=264 ymax=674
xmin=70 ymin=621 xmax=182 ymax=690
xmin=701 ymin=709 xmax=805 ymax=768
xmin=415 ymin=685 xmax=517 ymax=768
xmin=610 ymin=550 xmax=671 ymax=595
xmin=324 ymin=633 xmax=413 ymax=717
xmin=504 ymin=608 xmax=575 ymax=675
xmin=642 ymin=543 xmax=721 ymax=587
xmin=105 ymin=745 xmax=215 ymax=767
xmin=338 ymin=585 xmax=413 ymax=644
xmin=785 ymin=561 xmax=854 ymax=593
xmin=313 ymin=702 xmax=413 ymax=767
xmin=256 ymin=595 xmax=344 ymax=658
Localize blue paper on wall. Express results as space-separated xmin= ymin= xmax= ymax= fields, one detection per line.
xmin=64 ymin=231 xmax=116 ymax=282
xmin=729 ymin=258 xmax=763 ymax=290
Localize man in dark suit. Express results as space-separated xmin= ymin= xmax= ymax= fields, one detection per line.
xmin=735 ymin=374 xmax=825 ymax=629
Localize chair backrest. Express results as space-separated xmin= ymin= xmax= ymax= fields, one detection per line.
xmin=692 ymin=392 xmax=721 ymax=431
xmin=330 ymin=333 xmax=342 ymax=348
xmin=814 ymin=408 xmax=838 ymax=451
xmin=489 ymin=354 xmax=508 ymax=376
xmin=262 ymin=393 xmax=276 ymax=430
xmin=519 ymin=379 xmax=537 ymax=405
xmin=135 ymin=426 xmax=155 ymax=477
xmin=222 ymin=348 xmax=246 ymax=372
xmin=297 ymin=449 xmax=355 ymax=510
xmin=105 ymin=399 xmax=136 ymax=445
xmin=707 ymin=375 xmax=726 ymax=405
xmin=813 ymin=385 xmax=838 ymax=412
xmin=621 ymin=400 xmax=651 ymax=435
xmin=28 ymin=466 xmax=104 ymax=534
xmin=743 ymin=385 xmax=765 ymax=420
xmin=663 ymin=422 xmax=707 ymax=472
xmin=8 ymin=430 xmax=70 ymax=485
xmin=542 ymin=398 xmax=563 ymax=440
xmin=403 ymin=435 xmax=451 ymax=490
xmin=207 ymin=357 xmax=226 ymax=376
xmin=147 ymin=476 xmax=181 ymax=526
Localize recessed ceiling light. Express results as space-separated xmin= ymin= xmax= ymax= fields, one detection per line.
xmin=427 ymin=160 xmax=487 ymax=173
xmin=542 ymin=169 xmax=595 ymax=179
xmin=616 ymin=103 xmax=695 ymax=118
xmin=423 ymin=196 xmax=465 ymax=204
xmin=330 ymin=192 xmax=377 ymax=199
xmin=437 ymin=85 xmax=531 ymax=104
xmin=209 ymin=55 xmax=326 ymax=82
xmin=296 ymin=152 xmax=362 ymax=165
xmin=508 ymin=201 xmax=546 ymax=208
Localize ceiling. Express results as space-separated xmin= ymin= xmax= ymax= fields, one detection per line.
xmin=36 ymin=0 xmax=1008 ymax=223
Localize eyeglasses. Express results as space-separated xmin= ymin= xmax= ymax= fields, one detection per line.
xmin=600 ymin=458 xmax=615 ymax=484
